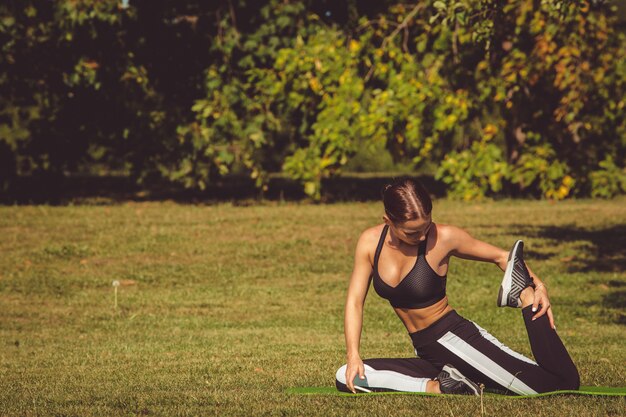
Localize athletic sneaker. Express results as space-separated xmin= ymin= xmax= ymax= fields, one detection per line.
xmin=437 ymin=364 xmax=480 ymax=396
xmin=497 ymin=240 xmax=533 ymax=308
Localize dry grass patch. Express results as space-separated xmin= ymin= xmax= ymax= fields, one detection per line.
xmin=0 ymin=199 xmax=625 ymax=416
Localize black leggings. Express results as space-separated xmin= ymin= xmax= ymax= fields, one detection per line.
xmin=336 ymin=307 xmax=579 ymax=395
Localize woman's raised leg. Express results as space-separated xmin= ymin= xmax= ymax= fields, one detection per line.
xmin=412 ymin=291 xmax=579 ymax=395
xmin=519 ymin=287 xmax=580 ymax=390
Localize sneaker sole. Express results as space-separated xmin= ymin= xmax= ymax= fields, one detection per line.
xmin=497 ymin=240 xmax=523 ymax=307
xmin=443 ymin=365 xmax=480 ymax=396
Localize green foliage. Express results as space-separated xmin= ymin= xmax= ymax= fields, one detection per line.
xmin=436 ymin=136 xmax=509 ymax=200
xmin=343 ymin=140 xmax=413 ymax=173
xmin=428 ymin=0 xmax=625 ymax=199
xmin=508 ymin=137 xmax=576 ymax=200
xmin=164 ymin=1 xmax=312 ymax=192
xmin=0 ymin=0 xmax=624 ymax=199
xmin=589 ymin=155 xmax=626 ymax=198
xmin=277 ymin=29 xmax=363 ymax=197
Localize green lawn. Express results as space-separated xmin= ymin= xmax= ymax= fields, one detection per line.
xmin=1 ymin=199 xmax=625 ymax=416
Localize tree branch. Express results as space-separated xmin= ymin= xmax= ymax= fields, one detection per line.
xmin=364 ymin=3 xmax=424 ymax=82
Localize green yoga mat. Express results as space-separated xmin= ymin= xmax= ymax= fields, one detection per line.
xmin=287 ymin=386 xmax=626 ymax=398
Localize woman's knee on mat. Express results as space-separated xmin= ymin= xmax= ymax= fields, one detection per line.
xmin=560 ymin=366 xmax=580 ymax=391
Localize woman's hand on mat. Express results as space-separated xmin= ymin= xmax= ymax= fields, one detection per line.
xmin=532 ymin=285 xmax=555 ymax=329
xmin=345 ymin=356 xmax=365 ymax=393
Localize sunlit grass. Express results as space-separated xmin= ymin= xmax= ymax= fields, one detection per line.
xmin=1 ymin=199 xmax=625 ymax=416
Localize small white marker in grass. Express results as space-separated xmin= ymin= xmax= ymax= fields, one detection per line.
xmin=112 ymin=280 xmax=120 ymax=309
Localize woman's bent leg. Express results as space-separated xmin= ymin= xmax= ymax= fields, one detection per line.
xmin=522 ymin=305 xmax=580 ymax=389
xmin=413 ymin=310 xmax=579 ymax=395
xmin=335 ymin=358 xmax=439 ymax=393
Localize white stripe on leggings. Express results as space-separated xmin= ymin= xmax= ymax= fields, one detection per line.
xmin=472 ymin=321 xmax=537 ymax=365
xmin=336 ymin=364 xmax=429 ymax=392
xmin=437 ymin=331 xmax=538 ymax=395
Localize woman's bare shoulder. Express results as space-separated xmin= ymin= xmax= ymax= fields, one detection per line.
xmin=356 ymin=224 xmax=386 ymax=250
xmin=354 ymin=224 xmax=386 ymax=264
xmin=433 ymin=223 xmax=467 ymax=239
xmin=360 ymin=223 xmax=386 ymax=240
xmin=432 ymin=223 xmax=469 ymax=249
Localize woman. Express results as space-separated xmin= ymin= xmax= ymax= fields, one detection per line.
xmin=335 ymin=178 xmax=579 ymax=395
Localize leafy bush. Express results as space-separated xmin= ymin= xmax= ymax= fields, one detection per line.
xmin=590 ymin=155 xmax=626 ymax=198
xmin=436 ymin=136 xmax=509 ymax=200
xmin=1 ymin=1 xmax=624 ymax=200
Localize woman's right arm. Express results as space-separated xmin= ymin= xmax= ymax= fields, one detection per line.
xmin=344 ymin=230 xmax=375 ymax=393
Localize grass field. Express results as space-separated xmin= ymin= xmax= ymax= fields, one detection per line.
xmin=1 ymin=199 xmax=625 ymax=416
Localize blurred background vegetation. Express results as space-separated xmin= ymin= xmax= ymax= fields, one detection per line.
xmin=1 ymin=0 xmax=625 ymax=201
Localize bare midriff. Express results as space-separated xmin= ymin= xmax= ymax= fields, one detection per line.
xmin=392 ymin=296 xmax=453 ymax=333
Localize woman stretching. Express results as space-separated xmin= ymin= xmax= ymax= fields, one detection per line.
xmin=335 ymin=178 xmax=579 ymax=395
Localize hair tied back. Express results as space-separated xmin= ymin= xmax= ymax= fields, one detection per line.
xmin=382 ymin=178 xmax=432 ymax=222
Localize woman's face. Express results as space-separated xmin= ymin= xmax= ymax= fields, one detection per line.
xmin=387 ymin=215 xmax=433 ymax=246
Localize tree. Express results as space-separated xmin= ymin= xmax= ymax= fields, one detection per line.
xmin=1 ymin=1 xmax=624 ymax=199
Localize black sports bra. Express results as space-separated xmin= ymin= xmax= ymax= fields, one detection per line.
xmin=372 ymin=225 xmax=447 ymax=309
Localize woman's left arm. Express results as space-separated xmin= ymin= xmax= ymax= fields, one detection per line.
xmin=440 ymin=224 xmax=555 ymax=329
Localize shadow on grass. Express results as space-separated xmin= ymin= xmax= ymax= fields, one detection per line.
xmin=602 ymin=281 xmax=626 ymax=325
xmin=1 ymin=173 xmax=446 ymax=205
xmin=520 ymin=249 xmax=553 ymax=261
xmin=512 ymin=224 xmax=626 ymax=326
xmin=602 ymin=290 xmax=626 ymax=325
xmin=510 ymin=224 xmax=626 ymax=274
